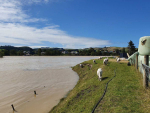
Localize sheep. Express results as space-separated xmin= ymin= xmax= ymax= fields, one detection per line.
xmin=87 ymin=64 xmax=93 ymax=70
xmin=103 ymin=58 xmax=108 ymax=65
xmin=98 ymin=57 xmax=102 ymax=60
xmin=93 ymin=60 xmax=96 ymax=64
xmin=127 ymin=62 xmax=131 ymax=66
xmin=106 ymin=57 xmax=109 ymax=62
xmin=116 ymin=57 xmax=118 ymax=61
xmin=97 ymin=68 xmax=103 ymax=81
xmin=117 ymin=58 xmax=120 ymax=63
xmin=79 ymin=63 xmax=83 ymax=68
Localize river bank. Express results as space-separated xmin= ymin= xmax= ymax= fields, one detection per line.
xmin=50 ymin=58 xmax=150 ymax=113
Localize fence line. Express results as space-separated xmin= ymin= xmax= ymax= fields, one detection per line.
xmin=142 ymin=63 xmax=150 ymax=83
xmin=130 ymin=54 xmax=149 ymax=88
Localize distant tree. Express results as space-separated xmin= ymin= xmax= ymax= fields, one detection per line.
xmin=10 ymin=49 xmax=17 ymax=55
xmin=0 ymin=51 xmax=4 ymax=57
xmin=121 ymin=48 xmax=126 ymax=53
xmin=45 ymin=49 xmax=50 ymax=55
xmin=88 ymin=48 xmax=95 ymax=53
xmin=128 ymin=40 xmax=136 ymax=55
xmin=38 ymin=48 xmax=42 ymax=56
xmin=106 ymin=52 xmax=110 ymax=56
xmin=91 ymin=51 xmax=95 ymax=56
xmin=115 ymin=49 xmax=120 ymax=55
xmin=17 ymin=50 xmax=23 ymax=56
xmin=97 ymin=50 xmax=102 ymax=56
xmin=88 ymin=48 xmax=95 ymax=55
xmin=3 ymin=49 xmax=10 ymax=56
xmin=67 ymin=49 xmax=72 ymax=53
xmin=102 ymin=51 xmax=106 ymax=56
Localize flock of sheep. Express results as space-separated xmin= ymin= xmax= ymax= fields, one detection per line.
xmin=80 ymin=56 xmax=120 ymax=81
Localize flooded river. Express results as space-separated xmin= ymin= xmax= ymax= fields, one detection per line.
xmin=0 ymin=56 xmax=98 ymax=113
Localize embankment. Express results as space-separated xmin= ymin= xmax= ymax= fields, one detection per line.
xmin=49 ymin=58 xmax=150 ymax=113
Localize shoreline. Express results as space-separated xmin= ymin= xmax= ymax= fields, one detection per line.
xmin=49 ymin=57 xmax=114 ymax=112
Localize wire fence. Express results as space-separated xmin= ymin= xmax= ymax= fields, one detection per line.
xmin=130 ymin=59 xmax=135 ymax=65
xmin=142 ymin=63 xmax=150 ymax=82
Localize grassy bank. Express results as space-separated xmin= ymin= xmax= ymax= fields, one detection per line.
xmin=49 ymin=58 xmax=150 ymax=113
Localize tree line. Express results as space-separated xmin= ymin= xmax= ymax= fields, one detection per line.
xmin=0 ymin=40 xmax=137 ymax=57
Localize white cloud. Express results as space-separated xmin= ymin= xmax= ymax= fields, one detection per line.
xmin=0 ymin=23 xmax=111 ymax=48
xmin=0 ymin=0 xmax=46 ymax=23
xmin=0 ymin=0 xmax=111 ymax=48
xmin=23 ymin=0 xmax=61 ymax=4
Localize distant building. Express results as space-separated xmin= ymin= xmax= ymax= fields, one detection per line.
xmin=41 ymin=52 xmax=46 ymax=55
xmin=71 ymin=51 xmax=78 ymax=54
xmin=62 ymin=51 xmax=68 ymax=54
xmin=23 ymin=51 xmax=30 ymax=56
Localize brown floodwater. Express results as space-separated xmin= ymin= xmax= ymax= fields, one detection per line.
xmin=0 ymin=56 xmax=98 ymax=113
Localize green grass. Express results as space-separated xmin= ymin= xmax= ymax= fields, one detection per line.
xmin=49 ymin=58 xmax=150 ymax=113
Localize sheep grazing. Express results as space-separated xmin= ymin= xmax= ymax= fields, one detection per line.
xmin=127 ymin=62 xmax=131 ymax=66
xmin=103 ymin=58 xmax=108 ymax=65
xmin=117 ymin=58 xmax=120 ymax=63
xmin=98 ymin=57 xmax=102 ymax=60
xmin=106 ymin=57 xmax=109 ymax=62
xmin=79 ymin=64 xmax=83 ymax=68
xmin=87 ymin=64 xmax=92 ymax=70
xmin=97 ymin=68 xmax=103 ymax=81
xmin=116 ymin=57 xmax=118 ymax=61
xmin=93 ymin=60 xmax=96 ymax=64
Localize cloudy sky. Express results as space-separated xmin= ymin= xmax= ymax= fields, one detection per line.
xmin=0 ymin=0 xmax=150 ymax=48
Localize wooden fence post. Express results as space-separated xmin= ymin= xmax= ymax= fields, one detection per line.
xmin=34 ymin=91 xmax=37 ymax=95
xmin=143 ymin=55 xmax=149 ymax=88
xmin=136 ymin=54 xmax=138 ymax=70
xmin=11 ymin=104 xmax=15 ymax=111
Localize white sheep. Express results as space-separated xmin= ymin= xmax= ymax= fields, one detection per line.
xmin=97 ymin=68 xmax=103 ymax=81
xmin=117 ymin=58 xmax=120 ymax=63
xmin=116 ymin=57 xmax=118 ymax=61
xmin=98 ymin=57 xmax=102 ymax=60
xmin=93 ymin=60 xmax=96 ymax=64
xmin=106 ymin=57 xmax=109 ymax=62
xmin=79 ymin=64 xmax=83 ymax=68
xmin=103 ymin=58 xmax=108 ymax=65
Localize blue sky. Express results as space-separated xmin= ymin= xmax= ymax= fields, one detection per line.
xmin=0 ymin=0 xmax=150 ymax=48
